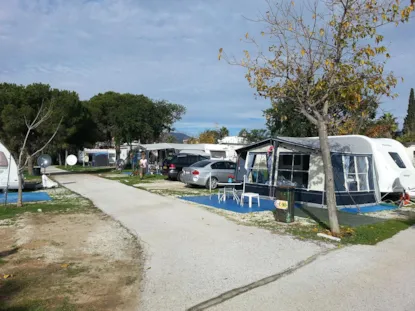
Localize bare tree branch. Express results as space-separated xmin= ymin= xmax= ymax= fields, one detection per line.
xmin=21 ymin=117 xmax=63 ymax=170
xmin=17 ymin=99 xmax=60 ymax=172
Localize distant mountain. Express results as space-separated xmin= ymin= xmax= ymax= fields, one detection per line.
xmin=169 ymin=132 xmax=191 ymax=143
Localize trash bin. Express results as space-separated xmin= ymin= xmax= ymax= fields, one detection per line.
xmin=33 ymin=166 xmax=41 ymax=176
xmin=274 ymin=186 xmax=296 ymax=223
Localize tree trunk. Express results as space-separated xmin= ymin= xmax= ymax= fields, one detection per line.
xmin=17 ymin=172 xmax=23 ymax=207
xmin=317 ymin=121 xmax=340 ymax=235
xmin=27 ymin=155 xmax=34 ymax=176
xmin=65 ymin=149 xmax=68 ymax=167
xmin=116 ymin=144 xmax=120 ymax=161
xmin=58 ymin=152 xmax=62 ymax=166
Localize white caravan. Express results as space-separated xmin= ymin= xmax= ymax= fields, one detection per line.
xmin=368 ymin=137 xmax=415 ymax=196
xmin=140 ymin=143 xmax=246 ymax=163
xmin=0 ymin=142 xmax=20 ymax=190
xmin=278 ymin=135 xmax=415 ymax=197
xmin=404 ymin=143 xmax=415 ymax=167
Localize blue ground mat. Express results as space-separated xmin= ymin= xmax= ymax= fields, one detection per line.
xmin=340 ymin=204 xmax=397 ymax=214
xmin=182 ymin=195 xmax=398 ymax=215
xmin=0 ymin=192 xmax=52 ymax=203
xmin=181 ymin=195 xmax=274 ymax=213
xmin=180 ymin=195 xmax=388 ymax=226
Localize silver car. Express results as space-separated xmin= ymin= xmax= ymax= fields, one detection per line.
xmin=181 ymin=160 xmax=237 ymax=189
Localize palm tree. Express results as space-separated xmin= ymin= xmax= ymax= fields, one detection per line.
xmin=380 ymin=113 xmax=398 ymax=133
xmin=366 ymin=112 xmax=399 ymax=138
xmin=218 ymin=126 xmax=229 ymax=139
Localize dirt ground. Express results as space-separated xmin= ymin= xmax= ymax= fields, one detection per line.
xmin=0 ymin=205 xmax=142 ymax=310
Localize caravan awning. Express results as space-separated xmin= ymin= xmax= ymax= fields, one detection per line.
xmin=236 ymin=137 xmax=321 ymax=154
xmin=236 ymin=136 xmax=357 ymax=154
xmin=140 ymin=143 xmax=209 ymax=152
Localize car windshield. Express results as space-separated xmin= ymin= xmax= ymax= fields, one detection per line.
xmin=171 ymin=155 xmax=186 ymax=164
xmin=190 ymin=160 xmax=211 ymax=168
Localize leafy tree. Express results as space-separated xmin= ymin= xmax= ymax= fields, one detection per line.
xmin=265 ymin=100 xmax=317 ymax=137
xmin=44 ymin=93 xmax=99 ymax=165
xmin=403 ymin=88 xmax=415 ymax=135
xmin=159 ymin=132 xmax=178 ymax=143
xmin=266 ymin=95 xmax=379 ymax=137
xmin=0 ymin=83 xmax=98 ymax=172
xmin=165 ymin=135 xmax=178 ymax=143
xmin=218 ymin=126 xmax=230 ymax=139
xmin=248 ymin=129 xmax=269 ymax=142
xmin=334 ymin=96 xmax=379 ymax=135
xmin=191 ymin=127 xmax=230 ymax=144
xmin=365 ymin=112 xmax=398 ymax=138
xmin=198 ymin=130 xmax=218 ymax=143
xmin=238 ymin=128 xmax=269 ymax=143
xmin=87 ymin=92 xmax=186 ymax=157
xmin=186 ymin=137 xmax=199 ymax=144
xmin=397 ymin=133 xmax=415 ymax=144
xmin=220 ymin=0 xmax=414 ymax=234
xmin=152 ymin=100 xmax=186 ymax=139
xmin=0 ymin=83 xmax=27 ymax=155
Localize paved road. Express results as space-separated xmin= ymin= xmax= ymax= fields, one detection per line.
xmin=54 ymin=172 xmax=415 ymax=311
xmin=53 ymin=173 xmax=329 ymax=311
xmin=211 ymin=227 xmax=415 ymax=311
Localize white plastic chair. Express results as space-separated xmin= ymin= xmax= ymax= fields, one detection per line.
xmin=240 ymin=175 xmax=261 ymax=208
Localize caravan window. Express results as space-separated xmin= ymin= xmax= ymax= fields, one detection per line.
xmin=246 ymin=152 xmax=270 ymax=184
xmin=343 ymin=156 xmax=370 ymax=191
xmin=389 ymin=152 xmax=406 ymax=168
xmin=277 ymin=154 xmax=310 ymax=189
xmin=0 ymin=152 xmax=8 ymax=168
xmin=210 ymin=150 xmax=226 ymax=159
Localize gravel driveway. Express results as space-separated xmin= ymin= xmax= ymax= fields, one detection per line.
xmin=53 ymin=173 xmax=329 ymax=311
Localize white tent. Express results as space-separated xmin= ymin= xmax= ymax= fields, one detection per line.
xmin=0 ymin=141 xmax=19 ymax=190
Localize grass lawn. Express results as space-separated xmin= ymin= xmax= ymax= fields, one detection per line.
xmin=23 ymin=174 xmax=42 ymax=181
xmin=142 ymin=187 xmax=213 ymax=197
xmin=238 ymin=210 xmax=415 ymax=245
xmin=0 ymin=201 xmax=90 ymax=220
xmin=23 ymin=171 xmax=42 ymax=184
xmin=341 ymin=218 xmax=415 ymax=245
xmin=56 ymin=165 xmax=115 ymax=174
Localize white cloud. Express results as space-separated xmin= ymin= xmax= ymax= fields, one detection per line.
xmin=0 ymin=0 xmax=413 ymax=133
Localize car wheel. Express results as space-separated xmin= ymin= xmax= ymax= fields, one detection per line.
xmin=206 ymin=177 xmax=218 ymax=189
xmin=177 ymin=171 xmax=183 ymax=182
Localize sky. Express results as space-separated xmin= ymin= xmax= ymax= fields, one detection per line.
xmin=0 ymin=0 xmax=414 ymax=137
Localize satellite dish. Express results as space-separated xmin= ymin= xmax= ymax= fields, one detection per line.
xmin=37 ymin=154 xmax=52 ymax=168
xmin=66 ymin=154 xmax=77 ymax=166
xmin=116 ymin=159 xmax=125 ymax=171
xmin=398 ymin=170 xmax=415 ymax=190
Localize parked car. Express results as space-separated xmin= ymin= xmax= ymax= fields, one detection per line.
xmin=181 ymin=160 xmax=237 ymax=189
xmin=164 ymin=153 xmax=209 ymax=181
xmin=161 ymin=157 xmax=173 ymax=171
